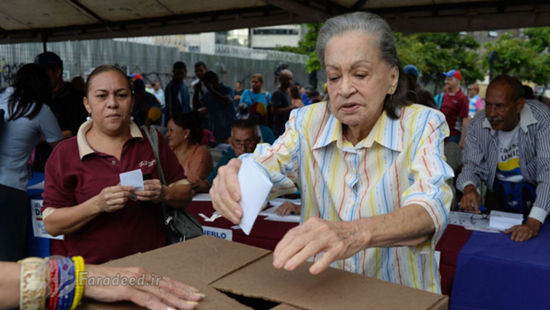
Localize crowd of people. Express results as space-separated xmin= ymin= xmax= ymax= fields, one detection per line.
xmin=1 ymin=10 xmax=549 ymax=310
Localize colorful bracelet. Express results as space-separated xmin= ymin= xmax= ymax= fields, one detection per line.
xmin=19 ymin=257 xmax=49 ymax=310
xmin=64 ymin=260 xmax=75 ymax=310
xmin=70 ymin=256 xmax=85 ymax=310
xmin=48 ymin=259 xmax=60 ymax=310
xmin=57 ymin=258 xmax=72 ymax=310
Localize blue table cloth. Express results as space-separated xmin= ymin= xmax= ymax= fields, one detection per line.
xmin=451 ymin=224 xmax=550 ymax=310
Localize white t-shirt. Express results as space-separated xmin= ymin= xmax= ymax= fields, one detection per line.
xmin=496 ymin=124 xmax=523 ymax=182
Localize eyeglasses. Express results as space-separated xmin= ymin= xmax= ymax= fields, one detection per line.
xmin=470 ymin=213 xmax=490 ymax=225
xmin=232 ymin=139 xmax=255 ymax=148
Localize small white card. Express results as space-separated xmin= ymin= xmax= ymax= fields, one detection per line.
xmin=489 ymin=210 xmax=523 ymax=230
xmin=119 ymin=169 xmax=144 ymax=190
xmin=238 ymin=158 xmax=273 ymax=235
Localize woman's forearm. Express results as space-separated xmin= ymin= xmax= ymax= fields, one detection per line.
xmin=0 ymin=262 xmax=20 ymax=309
xmin=43 ymin=197 xmax=101 ymax=236
xmin=164 ymin=183 xmax=193 ymax=209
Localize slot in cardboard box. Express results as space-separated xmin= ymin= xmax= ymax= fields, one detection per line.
xmin=80 ymin=236 xmax=448 ymax=310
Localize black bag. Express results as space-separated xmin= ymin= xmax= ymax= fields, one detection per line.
xmin=143 ymin=126 xmax=203 ymax=244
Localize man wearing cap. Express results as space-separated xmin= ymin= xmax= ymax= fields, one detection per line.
xmin=164 ymin=61 xmax=190 ymax=126
xmin=440 ymin=69 xmax=469 ymax=146
xmin=404 ymin=65 xmax=436 ymax=109
xmin=34 ymin=52 xmax=87 ymax=171
xmin=458 ymin=75 xmax=550 ymax=242
xmin=468 ymin=83 xmax=484 ymax=118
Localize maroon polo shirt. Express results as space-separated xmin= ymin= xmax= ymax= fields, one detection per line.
xmin=439 ymin=89 xmax=469 ymax=137
xmin=42 ymin=122 xmax=186 ymax=264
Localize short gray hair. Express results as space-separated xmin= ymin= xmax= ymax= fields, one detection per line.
xmin=315 ymin=12 xmax=408 ymax=119
xmin=316 ymin=12 xmax=398 ymax=69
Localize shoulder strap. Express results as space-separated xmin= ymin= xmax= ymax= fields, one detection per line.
xmin=142 ymin=126 xmax=167 ymax=186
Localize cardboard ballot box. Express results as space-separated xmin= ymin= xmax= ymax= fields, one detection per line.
xmin=82 ymin=236 xmax=448 ymax=310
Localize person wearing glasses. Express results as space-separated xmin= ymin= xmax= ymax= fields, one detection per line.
xmin=458 ymin=75 xmax=550 ymax=242
xmin=195 ymin=119 xmax=260 ymax=193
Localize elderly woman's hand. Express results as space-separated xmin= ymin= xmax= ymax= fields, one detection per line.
xmin=135 ymin=179 xmax=166 ymax=203
xmin=84 ymin=264 xmax=203 ymax=310
xmin=95 ymin=185 xmax=135 ymax=213
xmin=210 ymin=158 xmax=243 ymax=224
xmin=273 ymin=217 xmax=365 ymax=275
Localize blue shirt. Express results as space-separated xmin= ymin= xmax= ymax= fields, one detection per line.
xmin=239 ymin=90 xmax=271 ymax=109
xmin=0 ymin=87 xmax=63 ymax=190
xmin=201 ymin=83 xmax=236 ymax=142
xmin=164 ymin=80 xmax=190 ymax=126
xmin=206 ymin=148 xmax=236 ymax=184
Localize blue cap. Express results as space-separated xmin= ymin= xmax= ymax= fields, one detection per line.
xmin=403 ymin=65 xmax=419 ymax=77
xmin=442 ymin=69 xmax=462 ymax=81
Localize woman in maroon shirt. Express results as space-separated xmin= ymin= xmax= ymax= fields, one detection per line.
xmin=42 ymin=65 xmax=193 ymax=264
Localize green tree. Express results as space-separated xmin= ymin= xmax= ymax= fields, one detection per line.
xmin=524 ymin=27 xmax=550 ymax=53
xmin=275 ymin=23 xmax=322 ymax=73
xmin=396 ymin=33 xmax=483 ymax=92
xmin=483 ymin=32 xmax=550 ymax=85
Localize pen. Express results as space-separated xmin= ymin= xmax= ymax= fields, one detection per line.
xmin=457 ymin=203 xmax=486 ymax=212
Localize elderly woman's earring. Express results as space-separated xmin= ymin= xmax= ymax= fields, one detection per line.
xmin=86 ymin=113 xmax=91 ymax=121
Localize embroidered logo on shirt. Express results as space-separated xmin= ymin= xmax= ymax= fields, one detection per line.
xmin=139 ymin=160 xmax=156 ymax=167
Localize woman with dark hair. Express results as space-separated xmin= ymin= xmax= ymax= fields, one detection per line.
xmin=0 ymin=64 xmax=63 ymax=261
xmin=41 ymin=65 xmax=194 ymax=265
xmin=166 ymin=111 xmax=213 ymax=187
xmin=211 ymin=12 xmax=453 ymax=294
xmin=289 ymin=85 xmax=304 ymax=108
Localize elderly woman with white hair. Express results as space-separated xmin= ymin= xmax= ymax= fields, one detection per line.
xmin=210 ymin=12 xmax=453 ymax=293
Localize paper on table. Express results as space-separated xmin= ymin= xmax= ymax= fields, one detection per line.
xmin=119 ymin=169 xmax=144 ymax=190
xmin=193 ymin=193 xmax=212 ymax=201
xmin=489 ymin=210 xmax=523 ymax=230
xmin=264 ymin=214 xmax=300 ymax=223
xmin=238 ymin=158 xmax=273 ymax=235
xmin=28 ymin=181 xmax=45 ymax=190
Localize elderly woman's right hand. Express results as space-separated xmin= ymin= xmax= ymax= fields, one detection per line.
xmin=84 ymin=264 xmax=202 ymax=310
xmin=95 ymin=185 xmax=135 ymax=213
xmin=210 ymin=159 xmax=243 ymax=224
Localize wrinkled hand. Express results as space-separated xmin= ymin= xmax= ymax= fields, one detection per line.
xmin=503 ymin=218 xmax=542 ymax=242
xmin=460 ymin=184 xmax=481 ymax=213
xmin=273 ymin=217 xmax=365 ymax=275
xmin=276 ymin=202 xmax=301 ymax=216
xmin=210 ymin=159 xmax=243 ymax=224
xmin=95 ymin=185 xmax=134 ymax=213
xmin=135 ymin=180 xmax=166 ymax=203
xmin=84 ymin=265 xmax=203 ymax=310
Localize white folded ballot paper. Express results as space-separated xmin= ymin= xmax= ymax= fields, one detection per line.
xmin=489 ymin=210 xmax=524 ymax=230
xmin=238 ymin=158 xmax=273 ymax=235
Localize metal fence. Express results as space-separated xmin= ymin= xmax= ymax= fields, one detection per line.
xmin=0 ymin=38 xmax=311 ymax=94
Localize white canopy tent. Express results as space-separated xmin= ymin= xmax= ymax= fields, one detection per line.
xmin=0 ymin=0 xmax=549 ymax=45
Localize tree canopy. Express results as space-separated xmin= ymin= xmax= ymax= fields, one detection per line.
xmin=276 ymin=24 xmax=550 ymax=89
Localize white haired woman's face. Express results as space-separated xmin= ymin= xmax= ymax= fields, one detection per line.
xmin=325 ymin=31 xmax=398 ymax=133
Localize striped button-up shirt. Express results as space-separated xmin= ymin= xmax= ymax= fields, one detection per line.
xmin=244 ymin=102 xmax=454 ymax=293
xmin=457 ymin=100 xmax=550 ymax=223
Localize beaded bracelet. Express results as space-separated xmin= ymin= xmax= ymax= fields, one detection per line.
xmin=57 ymin=258 xmax=72 ymax=310
xmin=19 ymin=257 xmax=49 ymax=310
xmin=48 ymin=259 xmax=60 ymax=310
xmin=70 ymin=256 xmax=85 ymax=310
xmin=64 ymin=259 xmax=75 ymax=310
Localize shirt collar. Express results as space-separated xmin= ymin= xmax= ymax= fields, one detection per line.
xmin=313 ymin=108 xmax=403 ymax=152
xmin=77 ymin=120 xmax=143 ymax=159
xmin=482 ymin=102 xmax=537 ymax=135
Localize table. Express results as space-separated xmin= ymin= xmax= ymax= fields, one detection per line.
xmin=186 ymin=201 xmax=298 ymax=251
xmin=448 ymin=224 xmax=550 ymax=310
